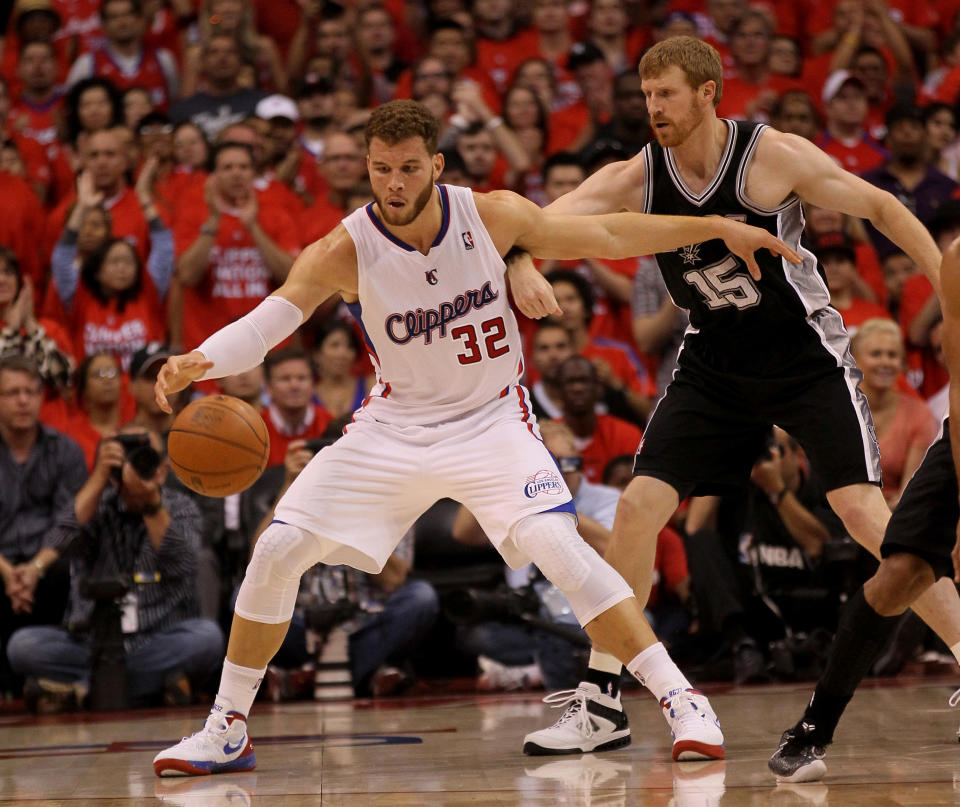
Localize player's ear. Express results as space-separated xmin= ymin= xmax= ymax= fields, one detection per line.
xmin=701 ymin=80 xmax=716 ymax=105
xmin=433 ymin=151 xmax=445 ymax=182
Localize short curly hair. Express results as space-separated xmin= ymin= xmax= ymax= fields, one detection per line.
xmin=364 ymin=100 xmax=439 ymax=154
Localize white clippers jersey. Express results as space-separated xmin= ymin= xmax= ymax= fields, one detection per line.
xmin=340 ymin=184 xmax=525 ymax=426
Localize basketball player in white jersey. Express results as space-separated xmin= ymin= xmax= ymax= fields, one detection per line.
xmin=150 ymin=100 xmax=799 ymax=776
xmin=512 ymin=35 xmax=960 ymax=757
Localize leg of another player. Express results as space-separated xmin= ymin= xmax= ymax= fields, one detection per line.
xmin=769 ymin=553 xmax=935 ymax=782
xmin=828 ymin=483 xmax=960 ymax=648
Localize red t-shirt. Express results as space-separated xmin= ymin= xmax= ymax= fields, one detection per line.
xmin=833 ymin=298 xmax=891 ymax=335
xmin=815 ymin=131 xmax=888 ymax=175
xmin=173 ymin=189 xmax=300 ymax=351
xmin=716 ymin=74 xmax=803 ymax=121
xmin=46 ymin=187 xmax=150 ymax=266
xmin=565 ymin=413 xmax=643 ymax=484
xmin=298 ymin=198 xmax=346 ymax=246
xmin=476 ymin=29 xmax=538 ymax=95
xmin=8 ymin=93 xmax=64 ymax=153
xmin=582 ymin=341 xmax=656 ymax=398
xmin=898 ymin=273 xmax=948 ymax=398
xmin=646 ymin=525 xmax=690 ymax=609
xmin=0 ymin=173 xmax=45 ymax=284
xmin=262 ymin=404 xmax=334 ymax=467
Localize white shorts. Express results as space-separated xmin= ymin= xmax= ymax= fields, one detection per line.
xmin=273 ymin=387 xmax=575 ymax=573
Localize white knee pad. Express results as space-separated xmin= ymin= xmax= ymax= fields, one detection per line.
xmin=511 ymin=512 xmax=634 ymax=626
xmin=235 ymin=522 xmax=332 ymax=624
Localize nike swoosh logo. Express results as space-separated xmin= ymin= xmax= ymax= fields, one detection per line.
xmin=224 ymin=739 xmax=245 ymax=754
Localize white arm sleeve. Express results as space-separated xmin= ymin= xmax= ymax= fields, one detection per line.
xmin=196 ymin=295 xmax=304 ymax=380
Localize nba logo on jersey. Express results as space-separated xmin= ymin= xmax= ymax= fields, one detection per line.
xmin=462 ymin=231 xmax=475 ymax=250
xmin=523 ymin=469 xmax=564 ymax=498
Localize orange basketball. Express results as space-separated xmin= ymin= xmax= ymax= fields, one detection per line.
xmin=168 ymin=395 xmax=270 ymax=497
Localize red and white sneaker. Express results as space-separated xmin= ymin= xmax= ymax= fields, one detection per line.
xmin=153 ymin=708 xmax=256 ymax=776
xmin=660 ymin=688 xmax=725 ymax=761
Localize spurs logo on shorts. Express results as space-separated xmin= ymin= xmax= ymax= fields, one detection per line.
xmin=524 ymin=469 xmax=564 ymax=498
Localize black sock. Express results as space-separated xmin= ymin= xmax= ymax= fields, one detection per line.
xmin=798 ymin=587 xmax=900 ymax=745
xmin=585 ymin=667 xmax=621 ymax=699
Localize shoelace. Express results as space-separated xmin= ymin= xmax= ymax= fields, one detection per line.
xmin=662 ymin=690 xmax=707 ymax=726
xmin=178 ymin=712 xmax=231 ymax=745
xmin=541 ymin=688 xmax=596 ymax=737
xmin=949 ymin=688 xmax=960 ymax=708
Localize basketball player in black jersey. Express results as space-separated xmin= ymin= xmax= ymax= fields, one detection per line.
xmin=516 ymin=35 xmax=960 ymax=757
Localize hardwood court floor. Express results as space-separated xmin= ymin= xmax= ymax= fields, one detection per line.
xmin=2 ymin=676 xmax=960 ymax=805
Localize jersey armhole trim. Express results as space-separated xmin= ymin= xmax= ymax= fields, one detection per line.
xmin=735 ymin=124 xmax=800 ymax=216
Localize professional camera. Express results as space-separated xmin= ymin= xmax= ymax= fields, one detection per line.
xmin=111 ymin=433 xmax=162 ymax=481
xmin=443 ymin=585 xmax=541 ymax=624
xmin=303 ymin=598 xmax=360 ymax=634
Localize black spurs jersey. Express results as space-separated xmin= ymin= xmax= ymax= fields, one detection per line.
xmin=641 ymin=120 xmax=837 ymax=373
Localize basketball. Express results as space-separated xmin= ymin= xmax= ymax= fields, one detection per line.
xmin=168 ymin=395 xmax=270 ymax=497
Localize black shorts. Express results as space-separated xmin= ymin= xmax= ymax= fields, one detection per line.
xmin=633 ymin=340 xmax=881 ymax=499
xmin=881 ymin=422 xmax=959 ymax=580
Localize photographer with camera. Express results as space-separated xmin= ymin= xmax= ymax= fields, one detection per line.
xmin=246 ymin=426 xmax=439 ymax=699
xmin=6 ymin=426 xmax=224 ymax=713
xmin=683 ymin=427 xmax=848 ymax=684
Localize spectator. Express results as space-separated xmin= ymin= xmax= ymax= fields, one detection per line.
xmin=815 ymin=70 xmax=887 ymax=175
xmin=46 ymin=128 xmax=151 ymax=266
xmin=122 ymin=86 xmax=153 ymax=130
xmin=582 ymin=70 xmax=649 ymax=159
xmin=472 ymin=0 xmax=529 ymax=94
xmin=7 ymin=425 xmax=223 ymax=712
xmin=803 ymin=201 xmax=885 ymax=304
xmin=555 ymin=354 xmax=643 ymax=484
xmin=409 ymin=55 xmax=455 ymax=117
xmin=255 ymin=435 xmax=439 ymax=698
xmin=632 ymin=256 xmax=687 ymax=396
xmin=861 ymin=103 xmax=958 ymax=259
xmin=684 ymin=427 xmax=846 ymax=684
xmin=127 ymin=343 xmax=179 ymax=434
xmin=769 ymin=89 xmax=821 ymax=141
xmin=9 ymin=41 xmax=64 ymax=153
xmin=312 ymin=321 xmax=374 ymax=419
xmin=0 ymin=166 xmax=46 ymax=285
xmin=0 ymin=355 xmax=86 ymax=696
xmin=286 ymin=2 xmax=351 ymax=87
xmin=499 ymin=82 xmax=550 ymax=201
xmin=547 ymin=268 xmax=652 ymax=424
xmin=65 ymin=0 xmax=179 ymax=111
xmin=67 ymin=353 xmax=132 ymax=470
xmin=173 ymin=140 xmax=298 ymax=352
xmin=262 ymin=347 xmax=333 ymax=466
xmin=563 ymin=41 xmax=612 ymax=148
xmin=169 ymin=33 xmax=267 ymax=140
xmin=450 ymin=122 xmax=505 ymax=191
xmin=513 ymin=56 xmax=586 ymax=154
xmin=880 ymin=250 xmax=917 ymax=319
xmin=171 ymin=120 xmax=210 ymax=177
xmin=52 ymin=163 xmax=173 ymax=368
xmin=922 ymin=101 xmax=959 ymax=182
xmin=540 ymin=150 xmax=584 ymax=202
xmin=769 ymin=34 xmax=801 ymax=79
xmin=812 ymin=230 xmax=889 ymax=335
xmin=292 ymin=75 xmax=336 ymax=173
xmin=297 ymin=131 xmax=366 ymax=244
xmin=181 ymin=0 xmax=286 ymax=96
xmin=850 ymin=318 xmax=938 ymax=508
xmin=527 ymin=320 xmax=574 ymax=420
xmin=585 ymin=0 xmax=645 ymax=75
xmin=135 ymin=112 xmax=179 ymax=211
xmin=0 ymin=248 xmax=74 ymax=402
xmin=354 ymin=5 xmax=405 ymax=107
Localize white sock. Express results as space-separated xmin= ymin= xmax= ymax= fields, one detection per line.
xmin=588 ymin=649 xmax=624 ymax=676
xmin=214 ymin=659 xmax=267 ymax=718
xmin=626 ymin=642 xmax=691 ymax=701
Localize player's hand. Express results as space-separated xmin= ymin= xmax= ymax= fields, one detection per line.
xmin=719 ymin=220 xmax=802 ymax=282
xmin=155 ymin=351 xmax=213 ymax=414
xmin=952 ymin=521 xmax=960 ymax=584
xmin=506 ymin=251 xmax=562 ymax=318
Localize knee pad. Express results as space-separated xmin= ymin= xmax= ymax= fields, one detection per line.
xmin=235 ymin=522 xmax=332 ymax=624
xmin=512 ymin=512 xmax=634 ymax=626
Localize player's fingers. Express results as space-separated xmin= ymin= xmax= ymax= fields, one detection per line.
xmin=769 ymin=239 xmax=802 ymax=264
xmin=745 ymin=255 xmax=762 ymax=281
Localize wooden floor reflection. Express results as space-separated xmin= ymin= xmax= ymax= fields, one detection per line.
xmin=2 ymin=676 xmax=960 ymax=805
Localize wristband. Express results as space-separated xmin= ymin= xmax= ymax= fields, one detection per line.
xmin=200 ymin=222 xmax=219 ymax=237
xmin=449 ymin=113 xmax=470 ymax=130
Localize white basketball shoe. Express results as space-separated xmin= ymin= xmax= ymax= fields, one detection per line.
xmin=659 ymin=688 xmax=725 ymax=761
xmin=153 ymin=708 xmax=256 ymax=776
xmin=522 ymin=682 xmax=631 ymax=755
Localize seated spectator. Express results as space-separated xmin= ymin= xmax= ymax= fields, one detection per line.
xmin=63 ymin=77 xmax=124 ymax=151
xmin=52 ymin=165 xmax=173 ymax=369
xmin=923 ymin=101 xmax=959 ymax=181
xmin=312 ymin=321 xmax=374 ymax=419
xmin=769 ymin=89 xmax=821 ymax=141
xmin=297 ymin=131 xmax=367 ymax=244
xmin=500 ymin=84 xmax=550 ymax=203
xmin=181 ymin=0 xmax=286 ymax=97
xmin=262 ymin=348 xmax=332 ymax=466
xmin=555 ymin=354 xmax=642 ymax=483
xmin=769 ymin=35 xmax=801 ymax=80
xmin=547 ymin=269 xmax=652 ymax=424
xmin=585 ymin=0 xmax=646 ymax=76
xmin=813 ymin=231 xmax=889 ymax=335
xmin=684 ymin=428 xmax=847 ymax=684
xmin=814 ymin=70 xmax=887 ymax=175
xmin=169 ymin=33 xmax=267 ymax=140
xmin=122 ymin=86 xmax=153 ymax=130
xmin=7 ymin=426 xmax=223 ymax=712
xmin=851 ymin=319 xmax=938 ymax=508
xmin=582 ymin=70 xmax=650 ymax=159
xmin=563 ymin=41 xmax=612 ymax=147
xmin=67 ymin=353 xmax=134 ymax=470
xmin=0 ymin=247 xmax=75 ymax=413
xmin=880 ymin=250 xmax=918 ymax=320
xmin=253 ymin=435 xmax=439 ymax=698
xmin=861 ymin=104 xmax=958 ymax=260
xmin=166 ymin=121 xmax=210 ymax=200
xmin=0 ymin=355 xmax=87 ymax=697
xmin=10 ymin=41 xmax=65 ymax=158
xmin=804 ymin=201 xmax=885 ymax=304
xmin=65 ymin=0 xmax=179 ymax=111
xmin=452 ymin=420 xmax=618 ymax=690
xmin=173 ymin=140 xmax=298 ymax=352
xmin=127 ymin=343 xmax=180 ymax=434
xmin=527 ymin=320 xmax=574 ymax=421
xmin=354 ymin=5 xmax=407 ymax=107
xmin=512 ymin=57 xmax=587 ymax=155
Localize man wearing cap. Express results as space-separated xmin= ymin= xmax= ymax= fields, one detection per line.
xmin=813 ymin=230 xmax=889 ymax=335
xmin=566 ymin=41 xmax=614 ymax=134
xmin=255 ymin=93 xmax=321 ymax=210
xmin=65 ymin=0 xmax=178 ymax=111
xmin=861 ymin=104 xmax=959 ymax=260
xmin=814 ymin=69 xmax=887 ymax=174
xmin=128 ymin=343 xmax=178 ymax=433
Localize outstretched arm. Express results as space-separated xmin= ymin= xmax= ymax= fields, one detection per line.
xmin=155 ymin=226 xmax=357 ymax=412
xmin=480 ymin=192 xmax=801 ymax=281
xmin=766 ymin=132 xmax=942 ymax=296
xmin=544 ymin=154 xmax=647 ymax=215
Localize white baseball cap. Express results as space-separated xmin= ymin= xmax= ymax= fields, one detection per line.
xmin=255 ymin=94 xmax=299 ymax=123
xmin=821 ymin=70 xmax=866 ymax=105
